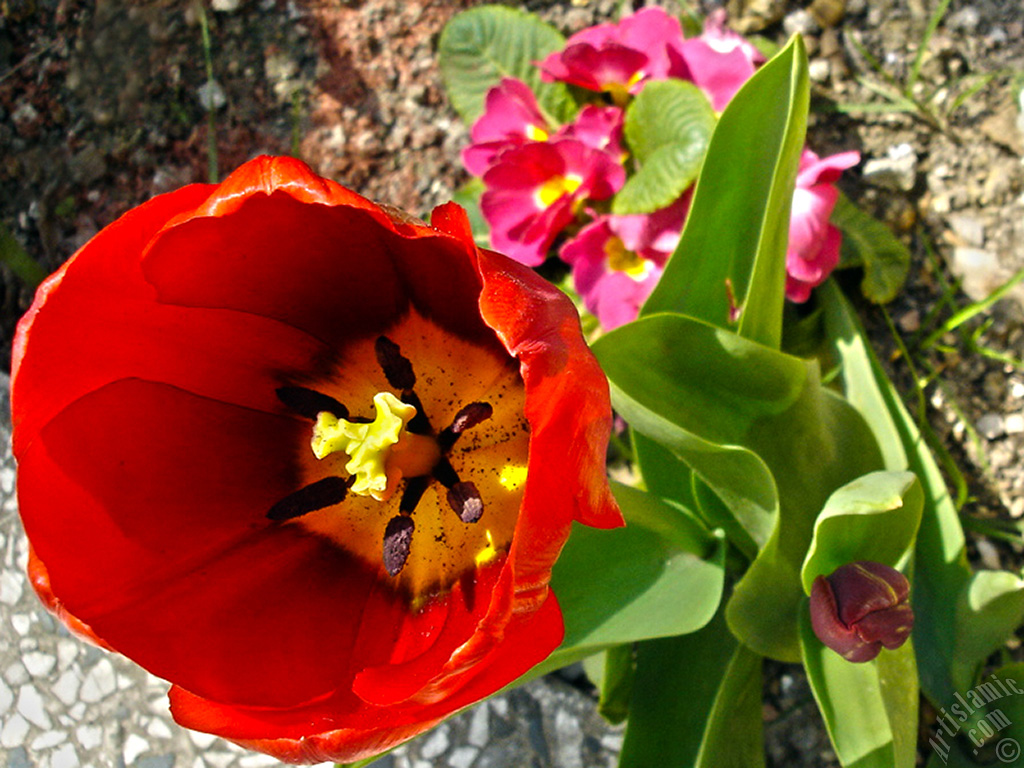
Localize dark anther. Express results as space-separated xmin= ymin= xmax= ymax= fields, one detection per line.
xmin=268 ymin=476 xmax=350 ymax=521
xmin=276 ymin=386 xmax=348 ymax=420
xmin=447 ymin=481 xmax=484 ymax=524
xmin=400 ymin=475 xmax=431 ymax=515
xmin=383 ymin=515 xmax=415 ymax=576
xmin=401 ymin=390 xmax=433 ymax=435
xmin=431 ymin=456 xmax=460 ymax=489
xmin=439 ymin=402 xmax=492 ymax=451
xmin=375 ymin=336 xmax=416 ymax=390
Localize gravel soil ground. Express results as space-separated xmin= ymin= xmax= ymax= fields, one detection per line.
xmin=1 ymin=1 xmax=1023 ymax=766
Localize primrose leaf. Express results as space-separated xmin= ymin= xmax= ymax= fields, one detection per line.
xmin=831 ymin=193 xmax=911 ymax=304
xmin=800 ymin=609 xmax=918 ymax=768
xmin=801 ymin=470 xmax=923 ymax=593
xmin=438 ymin=5 xmax=577 ymax=126
xmin=643 ymin=34 xmax=810 ymax=351
xmin=612 ymin=80 xmax=716 ymax=215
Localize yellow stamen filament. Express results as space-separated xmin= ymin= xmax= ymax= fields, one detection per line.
xmin=535 ymin=174 xmax=583 ymax=208
xmin=311 ymin=392 xmax=439 ymax=501
xmin=475 ymin=529 xmax=497 ymax=566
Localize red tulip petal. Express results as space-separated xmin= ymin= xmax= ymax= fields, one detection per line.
xmin=166 ymin=589 xmax=563 ymax=764
xmin=11 ymin=185 xmax=328 ymax=461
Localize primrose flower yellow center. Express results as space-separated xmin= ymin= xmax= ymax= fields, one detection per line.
xmin=605 ymin=236 xmax=652 ymax=280
xmin=536 ymin=174 xmax=583 ymax=208
xmin=525 ymin=124 xmax=550 ymax=141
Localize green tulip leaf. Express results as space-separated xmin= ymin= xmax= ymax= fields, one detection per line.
xmin=438 ymin=5 xmax=578 ymax=126
xmin=642 ymin=34 xmax=810 ymax=351
xmin=801 ymin=470 xmax=924 ymax=592
xmin=832 ymin=193 xmax=911 ymax=304
xmin=613 ymin=80 xmax=716 ymax=214
xmin=800 ymin=608 xmax=918 ymax=768
xmin=620 ymin=613 xmax=764 ymax=768
xmin=550 ymin=481 xmax=725 ymax=654
xmin=820 ymin=279 xmax=972 ymax=706
xmin=594 ymin=312 xmax=884 ymax=660
xmin=954 ymin=570 xmax=1024 ymax=673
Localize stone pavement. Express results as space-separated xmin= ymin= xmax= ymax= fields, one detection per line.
xmin=0 ymin=373 xmax=621 ymax=768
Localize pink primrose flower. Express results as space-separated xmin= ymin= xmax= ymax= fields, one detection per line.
xmin=539 ymin=7 xmax=686 ymax=102
xmin=557 ymin=105 xmax=626 ymax=159
xmin=786 ymin=149 xmax=861 ymax=303
xmin=481 ymin=139 xmax=626 ymax=267
xmin=561 ymin=195 xmax=690 ymax=329
xmin=462 ymin=78 xmax=554 ymax=176
xmin=676 ymin=9 xmax=764 ymax=111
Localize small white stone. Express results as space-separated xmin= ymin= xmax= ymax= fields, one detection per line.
xmin=0 ymin=714 xmax=30 ymax=748
xmin=600 ymin=732 xmax=624 ymax=752
xmin=18 ymin=684 xmax=52 ymax=728
xmin=0 ymin=466 xmax=13 ymax=494
xmin=76 ymin=724 xmax=103 ymax=749
xmin=79 ymin=659 xmax=116 ymax=703
xmin=1011 ymin=381 xmax=1024 ymax=399
xmin=419 ymin=725 xmax=450 ymax=759
xmin=197 ymin=80 xmax=228 ymax=111
xmin=1005 ymin=414 xmax=1024 ymax=434
xmin=0 ymin=679 xmax=13 ymax=715
xmin=51 ymin=743 xmax=80 ymax=768
xmin=57 ymin=640 xmax=79 ymax=671
xmin=238 ymin=753 xmax=282 ymax=768
xmin=467 ymin=703 xmax=489 ymax=748
xmin=52 ymin=671 xmax=81 ymax=706
xmin=123 ymin=733 xmax=150 ymax=764
xmin=116 ymin=673 xmax=134 ymax=690
xmin=5 ymin=662 xmax=29 ymax=686
xmin=23 ymin=652 xmax=57 ymax=678
xmin=67 ymin=703 xmax=85 ymax=720
xmin=188 ymin=729 xmax=218 ymax=748
xmin=448 ymin=746 xmax=478 ymax=768
xmin=146 ymin=718 xmax=173 ymax=739
xmin=211 ymin=0 xmax=243 ymax=10
xmin=0 ymin=569 xmax=25 ymax=605
xmin=204 ymin=751 xmax=237 ymax=768
xmin=31 ymin=730 xmax=68 ymax=749
xmin=490 ymin=697 xmax=509 ymax=717
xmin=10 ymin=614 xmax=32 ymax=635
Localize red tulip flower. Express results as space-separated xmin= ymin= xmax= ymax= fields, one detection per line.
xmin=809 ymin=561 xmax=914 ymax=663
xmin=12 ymin=156 xmax=623 ymax=763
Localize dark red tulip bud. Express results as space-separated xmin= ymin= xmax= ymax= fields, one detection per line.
xmin=809 ymin=561 xmax=914 ymax=663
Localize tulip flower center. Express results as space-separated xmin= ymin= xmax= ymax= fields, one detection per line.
xmin=536 ymin=174 xmax=583 ymax=208
xmin=270 ymin=311 xmax=530 ymax=600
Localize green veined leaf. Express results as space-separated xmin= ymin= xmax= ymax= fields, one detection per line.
xmin=438 ymin=5 xmax=577 ymax=126
xmin=832 ymin=193 xmax=911 ymax=304
xmin=612 ymin=80 xmax=716 ymax=214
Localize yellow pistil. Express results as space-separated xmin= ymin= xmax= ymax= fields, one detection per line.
xmin=535 ymin=174 xmax=583 ymax=208
xmin=498 ymin=464 xmax=528 ymax=492
xmin=604 ymin=236 xmax=652 ymax=280
xmin=311 ymin=391 xmax=440 ymax=501
xmin=603 ymin=72 xmax=644 ymax=107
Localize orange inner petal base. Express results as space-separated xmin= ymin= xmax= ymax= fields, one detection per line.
xmin=284 ymin=310 xmax=529 ymax=603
